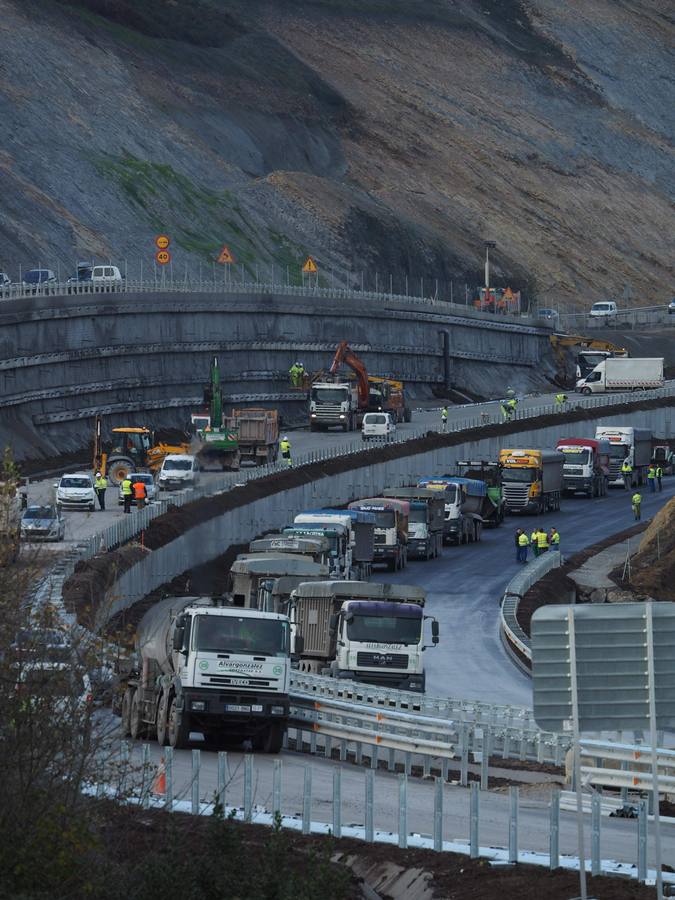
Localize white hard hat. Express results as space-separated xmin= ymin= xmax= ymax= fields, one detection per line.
xmin=95 ymin=472 xmax=101 ymax=477
xmin=283 ymin=435 xmax=288 ymax=440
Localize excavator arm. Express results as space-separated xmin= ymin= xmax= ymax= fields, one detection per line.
xmin=329 ymin=341 xmax=370 ymax=407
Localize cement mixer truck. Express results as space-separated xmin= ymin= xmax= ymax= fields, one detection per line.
xmin=117 ymin=596 xmax=290 ymax=753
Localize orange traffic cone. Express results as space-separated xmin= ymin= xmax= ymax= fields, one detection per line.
xmin=152 ymin=757 xmax=166 ymax=796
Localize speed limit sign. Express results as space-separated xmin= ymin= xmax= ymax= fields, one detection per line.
xmin=155 ymin=250 xmax=171 ymax=265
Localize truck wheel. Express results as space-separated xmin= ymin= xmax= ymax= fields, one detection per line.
xmin=156 ymin=692 xmax=169 ymax=746
xmin=129 ymin=690 xmax=146 ymax=741
xmin=255 ymin=723 xmax=284 ymax=754
xmin=167 ymin=695 xmax=190 ymax=750
xmin=581 ymin=387 xmax=592 ymax=395
xmin=121 ymin=687 xmax=134 ymax=736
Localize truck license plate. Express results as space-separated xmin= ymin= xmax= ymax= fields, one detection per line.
xmin=226 ymin=704 xmax=250 ymax=713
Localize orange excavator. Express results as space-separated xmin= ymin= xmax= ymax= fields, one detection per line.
xmin=329 ymin=342 xmax=410 ymax=424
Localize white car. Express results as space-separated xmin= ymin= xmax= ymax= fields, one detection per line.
xmin=589 ymin=301 xmax=618 ymax=320
xmin=91 ymin=265 xmax=122 ymax=285
xmin=361 ymin=412 xmax=396 ymax=441
xmin=118 ymin=471 xmax=157 ymax=505
xmin=56 ymin=472 xmax=96 ymax=510
xmin=157 ymin=454 xmax=200 ymax=491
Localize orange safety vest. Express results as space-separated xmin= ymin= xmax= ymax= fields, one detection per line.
xmin=133 ymin=481 xmax=147 ymax=500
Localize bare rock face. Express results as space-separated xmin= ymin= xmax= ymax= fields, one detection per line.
xmin=0 ymin=0 xmax=672 ymax=304
xmin=606 ymin=589 xmax=640 ymax=604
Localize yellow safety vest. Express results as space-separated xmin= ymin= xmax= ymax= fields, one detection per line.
xmin=647 ymin=469 xmax=655 ymax=479
xmin=95 ymin=477 xmax=107 ymax=490
xmin=632 ymin=493 xmax=641 ymax=506
xmin=280 ymin=440 xmax=291 ymax=453
xmin=122 ymin=479 xmax=132 ymax=496
xmin=537 ymin=532 xmax=549 ymax=549
xmin=621 ymin=462 xmax=632 ymax=473
xmin=551 ymin=532 xmax=560 ymax=545
xmin=518 ymin=533 xmax=529 ymax=546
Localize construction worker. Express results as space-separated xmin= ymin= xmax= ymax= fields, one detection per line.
xmin=289 ymin=362 xmax=300 ymax=387
xmin=516 ymin=529 xmax=529 ymax=563
xmin=647 ymin=464 xmax=656 ymax=493
xmin=530 ymin=527 xmax=540 ymax=558
xmin=132 ymin=477 xmax=147 ymax=510
xmin=621 ymin=459 xmax=633 ymax=490
xmin=656 ymin=464 xmax=663 ymax=492
xmin=555 ymin=392 xmax=568 ymax=410
xmin=631 ymin=491 xmax=642 ymax=521
xmin=501 ymin=397 xmax=518 ymax=422
xmin=94 ymin=471 xmax=108 ymax=511
xmin=441 ymin=406 xmax=448 ymax=432
xmin=121 ymin=476 xmax=133 ymax=514
xmin=537 ymin=528 xmax=550 ymax=554
xmin=549 ymin=527 xmax=560 ymax=551
xmin=280 ymin=435 xmax=292 ymax=468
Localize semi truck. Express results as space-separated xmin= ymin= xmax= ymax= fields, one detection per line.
xmin=594 ymin=426 xmax=653 ymax=487
xmin=117 ymin=596 xmax=290 ymax=752
xmin=576 ymin=357 xmax=664 ymax=394
xmin=289 ymin=581 xmax=438 ymax=692
xmin=348 ymin=498 xmax=409 ymax=571
xmin=454 ymin=460 xmax=505 ymax=526
xmin=555 ymin=437 xmax=610 ymax=497
xmin=283 ymin=524 xmax=352 ymax=579
xmin=416 ymin=477 xmax=486 ymax=544
xmin=498 ymin=449 xmax=565 ymax=514
xmin=309 ymin=379 xmax=359 ymax=431
xmin=382 ymin=488 xmax=444 ymax=559
xmin=248 ymin=534 xmax=333 ymax=568
xmin=227 ymin=556 xmax=329 ymax=609
xmin=293 ymin=509 xmax=375 ymax=579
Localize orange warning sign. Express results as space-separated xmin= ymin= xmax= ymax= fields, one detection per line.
xmin=155 ymin=250 xmax=171 ymax=265
xmin=302 ymin=256 xmax=318 ymax=274
xmin=155 ymin=234 xmax=170 ymax=250
xmin=217 ymin=245 xmax=235 ymax=264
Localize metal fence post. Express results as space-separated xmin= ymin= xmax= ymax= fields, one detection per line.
xmin=591 ymin=793 xmax=601 ymax=876
xmin=302 ymin=767 xmax=312 ymax=835
xmin=637 ymin=799 xmax=647 ymax=882
xmin=434 ymin=776 xmax=443 ymax=851
xmin=470 ymin=781 xmax=479 ymax=858
xmin=244 ymin=754 xmax=253 ymax=822
xmin=217 ymin=751 xmax=228 ymax=811
xmin=191 ymin=749 xmax=200 ymax=815
xmin=365 ymin=769 xmax=374 ymax=841
xmin=549 ymin=788 xmax=560 ymax=869
xmin=398 ymin=773 xmax=408 ymax=849
xmin=165 ymin=746 xmax=173 ymax=811
xmin=333 ymin=768 xmax=342 ymax=838
xmin=273 ymin=759 xmax=282 ymax=818
xmin=460 ymin=723 xmax=469 ymax=787
xmin=480 ymin=741 xmax=489 ymax=790
xmin=508 ymin=786 xmax=518 ymax=864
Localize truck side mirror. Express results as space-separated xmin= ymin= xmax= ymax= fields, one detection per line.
xmin=431 ymin=620 xmax=440 ymax=644
xmin=172 ymin=627 xmax=185 ymax=652
xmin=294 ymin=634 xmax=304 ymax=655
xmin=329 ymin=613 xmax=338 ymax=635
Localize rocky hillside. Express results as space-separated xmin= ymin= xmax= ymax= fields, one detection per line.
xmin=0 ymin=0 xmax=672 ymax=304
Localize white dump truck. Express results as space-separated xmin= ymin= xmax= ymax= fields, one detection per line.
xmin=117 ymin=596 xmax=290 ymax=752
xmin=594 ymin=426 xmax=653 ymax=487
xmin=290 ymin=581 xmax=438 ymax=693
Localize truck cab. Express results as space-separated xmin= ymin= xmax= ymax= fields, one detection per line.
xmin=416 ymin=477 xmax=485 ymax=544
xmin=227 ymin=556 xmax=329 ymax=608
xmin=498 ymin=449 xmax=564 ymax=514
xmin=595 ymin=426 xmax=653 ymax=486
xmin=289 ymin=581 xmax=437 ymax=693
xmin=283 ymin=524 xmax=352 ymax=579
xmin=309 ymin=381 xmax=359 ymax=431
xmin=293 ymin=510 xmax=375 ymax=578
xmin=382 ymin=487 xmax=445 ymax=559
xmin=556 ymin=438 xmax=610 ymax=497
xmin=348 ymin=498 xmax=408 ymax=571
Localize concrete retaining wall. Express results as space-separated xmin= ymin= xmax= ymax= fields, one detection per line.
xmin=105 ymin=403 xmax=673 ymax=621
xmin=0 ymin=290 xmax=554 ymax=460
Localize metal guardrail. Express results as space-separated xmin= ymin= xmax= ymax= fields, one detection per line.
xmin=500 ymin=553 xmax=562 ymax=670
xmin=579 ymin=739 xmax=675 ymax=795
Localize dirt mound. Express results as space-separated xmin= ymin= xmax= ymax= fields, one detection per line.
xmin=62 ymin=545 xmax=148 ymax=627
xmin=612 ymin=496 xmax=675 ymax=601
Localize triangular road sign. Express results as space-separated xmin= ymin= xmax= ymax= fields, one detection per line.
xmin=302 ymin=256 xmax=318 ymax=274
xmin=217 ymin=245 xmax=235 ymax=264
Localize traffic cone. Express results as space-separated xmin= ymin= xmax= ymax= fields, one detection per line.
xmin=152 ymin=757 xmax=166 ymax=796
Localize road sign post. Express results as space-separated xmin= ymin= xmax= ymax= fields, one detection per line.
xmin=302 ymin=256 xmax=318 ymax=289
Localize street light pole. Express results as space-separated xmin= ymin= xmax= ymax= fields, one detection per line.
xmin=484 ymin=240 xmax=496 ymax=291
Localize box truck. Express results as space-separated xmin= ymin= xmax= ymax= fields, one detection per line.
xmin=576 ymin=357 xmax=663 ymax=394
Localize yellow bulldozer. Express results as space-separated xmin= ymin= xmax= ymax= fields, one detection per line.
xmin=92 ymin=416 xmax=191 ymax=484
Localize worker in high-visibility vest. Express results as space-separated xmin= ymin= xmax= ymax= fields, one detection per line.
xmin=501 ymin=397 xmax=517 ymax=422
xmin=555 ymin=393 xmax=568 ymax=410
xmin=549 ymin=528 xmax=560 ymax=551
xmin=631 ymin=492 xmax=642 ymax=521
xmin=94 ymin=471 xmax=108 ymax=511
xmin=647 ymin=464 xmax=656 ymax=493
xmin=656 ymin=465 xmax=663 ymax=492
xmin=537 ymin=529 xmax=550 ymax=553
xmin=121 ymin=477 xmax=133 ymax=514
xmin=441 ymin=406 xmax=448 ymax=432
xmin=280 ymin=436 xmax=292 ymax=468
xmin=530 ymin=527 xmax=540 ymax=558
xmin=621 ymin=460 xmax=633 ymax=490
xmin=516 ymin=529 xmax=529 ymax=563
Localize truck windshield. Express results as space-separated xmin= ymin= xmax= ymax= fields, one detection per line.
xmin=194 ymin=615 xmax=289 ymax=657
xmin=607 ymin=445 xmax=628 ymax=459
xmin=164 ymin=459 xmax=192 ymax=471
xmin=409 ymin=507 xmax=426 ymax=523
xmin=372 ymin=511 xmax=396 ymax=528
xmin=561 ymin=449 xmax=591 ymax=465
xmin=503 ymin=468 xmax=536 ymax=483
xmin=347 ymin=614 xmax=421 ymax=645
xmin=425 ymin=485 xmax=457 ymax=503
xmin=311 ymin=387 xmax=347 ymax=404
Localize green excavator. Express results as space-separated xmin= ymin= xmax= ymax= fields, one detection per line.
xmin=190 ymin=357 xmax=241 ymax=470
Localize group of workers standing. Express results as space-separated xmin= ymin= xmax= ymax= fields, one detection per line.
xmin=93 ymin=471 xmax=148 ymax=514
xmin=515 ymin=526 xmax=560 ymax=563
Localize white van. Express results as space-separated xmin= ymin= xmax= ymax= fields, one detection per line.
xmin=589 ymin=301 xmax=618 ymax=320
xmin=361 ymin=412 xmax=396 ymax=441
xmin=91 ymin=265 xmax=123 ymax=285
xmin=157 ymin=454 xmax=200 ymax=491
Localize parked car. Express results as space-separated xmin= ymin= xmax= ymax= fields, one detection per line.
xmin=361 ymin=411 xmax=396 ymax=441
xmin=117 ymin=471 xmax=157 ymax=505
xmin=0 ymin=271 xmax=11 ymax=295
xmin=91 ymin=265 xmax=123 ymax=286
xmin=55 ymin=472 xmax=96 ymax=511
xmin=668 ymin=298 xmax=675 ymax=315
xmin=157 ymin=454 xmax=200 ymax=491
xmin=536 ymin=308 xmax=559 ymax=324
xmin=22 ymin=269 xmax=57 ymax=294
xmin=20 ymin=504 xmax=65 ymax=542
xmin=589 ymin=301 xmax=618 ymax=320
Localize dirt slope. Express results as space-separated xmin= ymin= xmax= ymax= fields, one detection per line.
xmin=0 ymin=0 xmax=672 ymax=304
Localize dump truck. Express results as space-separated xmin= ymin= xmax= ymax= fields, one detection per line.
xmin=594 ymin=426 xmax=653 ymax=487
xmin=289 ymin=581 xmax=438 ymax=692
xmin=283 ymin=524 xmax=352 ymax=579
xmin=417 ymin=477 xmax=487 ymax=544
xmin=247 ymin=534 xmax=333 ymax=568
xmin=293 ymin=509 xmax=375 ymax=579
xmin=227 ymin=408 xmax=279 ymax=466
xmin=576 ymin=357 xmax=664 ymax=394
xmin=556 ymin=437 xmax=610 ymax=497
xmin=227 ymin=556 xmax=329 ymax=610
xmin=348 ymin=498 xmax=408 ymax=570
xmin=454 ymin=460 xmax=505 ymax=526
xmin=498 ymin=449 xmax=565 ymax=514
xmin=381 ymin=488 xmax=444 ymax=559
xmin=117 ymin=596 xmax=290 ymax=752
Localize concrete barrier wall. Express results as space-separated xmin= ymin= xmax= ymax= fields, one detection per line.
xmin=105 ymin=403 xmax=673 ymax=620
xmin=0 ymin=291 xmax=554 ymax=459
